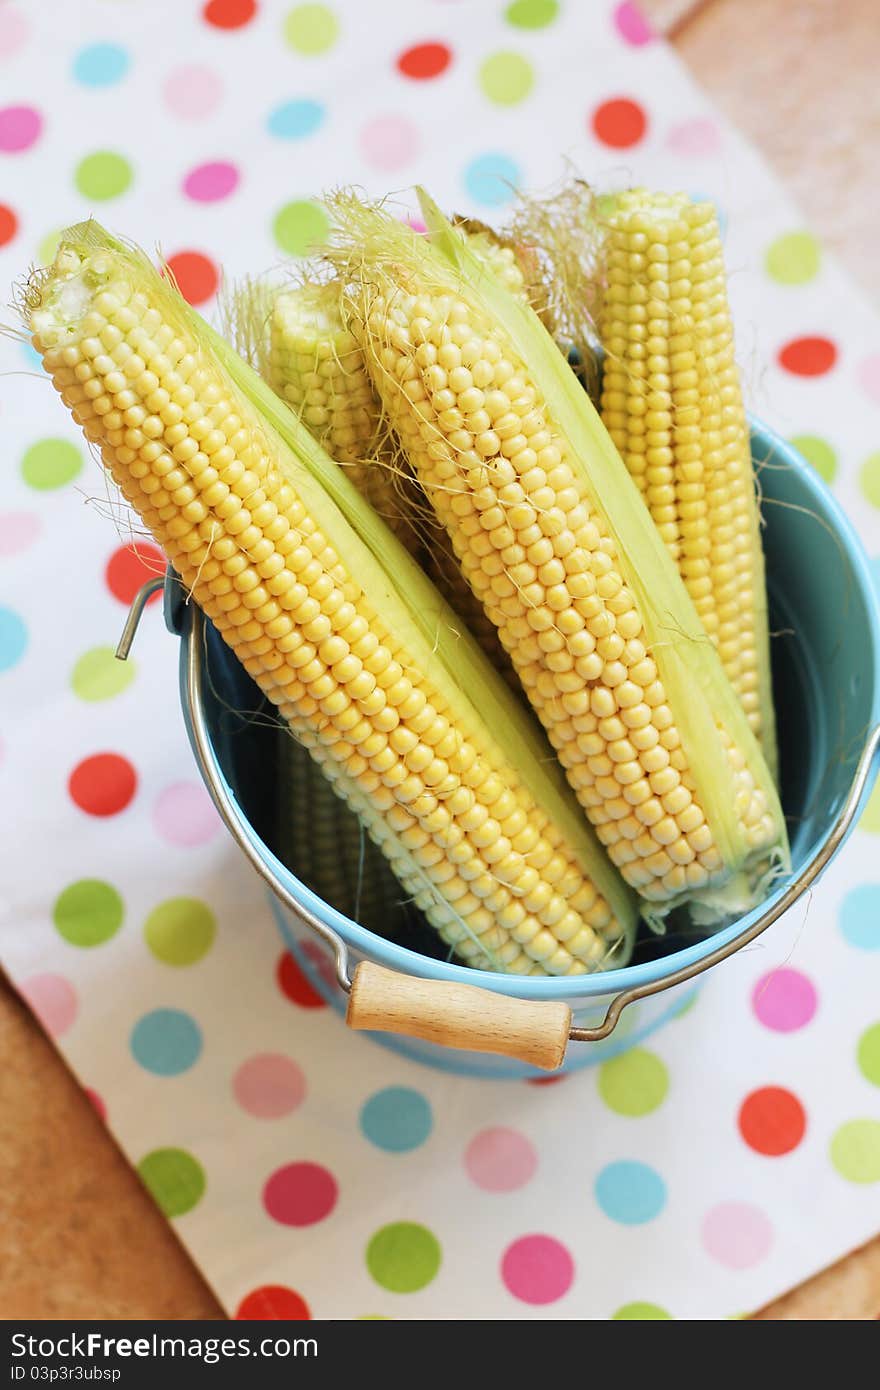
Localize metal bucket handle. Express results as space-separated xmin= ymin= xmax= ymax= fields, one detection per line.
xmin=120 ymin=578 xmax=880 ymax=1072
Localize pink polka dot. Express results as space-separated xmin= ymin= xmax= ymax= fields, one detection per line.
xmin=18 ymin=973 xmax=78 ymax=1037
xmin=501 ymin=1234 xmax=574 ymax=1305
xmin=702 ymin=1201 xmax=773 ymax=1269
xmin=183 ymin=160 xmax=239 ymax=203
xmin=163 ymin=65 xmax=224 ymax=120
xmin=85 ymin=1088 xmax=107 ymax=1123
xmin=752 ymin=967 xmax=817 ymax=1032
xmin=465 ymin=1127 xmax=537 ymax=1192
xmin=0 ymin=6 xmax=28 ymax=59
xmin=263 ymin=1162 xmax=338 ymax=1227
xmin=0 ymin=105 xmax=42 ymax=153
xmin=152 ymin=781 xmax=222 ymax=847
xmin=857 ymin=353 xmax=880 ymax=405
xmin=359 ymin=115 xmax=420 ymax=172
xmin=667 ymin=117 xmax=721 ymax=157
xmin=0 ymin=511 xmax=41 ymax=557
xmin=613 ymin=2 xmax=654 ymax=45
xmin=233 ymin=1054 xmax=306 ymax=1119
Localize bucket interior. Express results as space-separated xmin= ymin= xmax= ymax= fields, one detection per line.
xmin=196 ymin=437 xmax=878 ymax=971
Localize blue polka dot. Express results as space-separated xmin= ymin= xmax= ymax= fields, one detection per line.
xmin=267 ymin=100 xmax=325 ymax=140
xmin=21 ymin=340 xmax=42 ymax=371
xmin=840 ymin=884 xmax=880 ymax=950
xmin=130 ymin=1008 xmax=203 ymax=1076
xmin=73 ymin=43 xmax=130 ymax=87
xmin=595 ymin=1160 xmax=666 ymax=1225
xmin=463 ymin=153 xmax=522 ymax=207
xmin=359 ymin=1086 xmax=433 ymax=1152
xmin=870 ymin=555 xmax=880 ymax=603
xmin=0 ymin=608 xmax=28 ymax=673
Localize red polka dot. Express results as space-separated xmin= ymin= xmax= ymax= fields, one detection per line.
xmin=527 ymin=1073 xmax=567 ymax=1086
xmin=236 ymin=1285 xmax=311 ymax=1320
xmin=0 ymin=204 xmax=18 ymax=247
xmin=68 ymin=753 xmax=137 ymax=818
xmin=164 ymin=250 xmax=219 ymax=306
xmin=778 ymin=336 xmax=838 ymax=377
xmin=591 ymin=96 xmax=647 ymax=148
xmin=105 ymin=541 xmax=166 ymax=605
xmin=738 ymin=1086 xmax=806 ymax=1156
xmin=276 ymin=950 xmax=326 ymax=1008
xmin=397 ymin=41 xmax=452 ymax=80
xmin=85 ymin=1088 xmax=107 ymax=1122
xmin=263 ymin=1161 xmax=338 ymax=1227
xmin=202 ymin=0 xmax=257 ymax=29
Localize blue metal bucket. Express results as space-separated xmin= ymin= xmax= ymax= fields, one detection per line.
xmin=139 ymin=424 xmax=880 ymax=1078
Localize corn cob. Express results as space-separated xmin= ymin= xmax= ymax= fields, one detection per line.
xmin=252 ymin=274 xmax=514 ymax=680
xmin=597 ymin=190 xmax=777 ymax=777
xmin=328 ymin=189 xmax=788 ymax=922
xmin=25 ymin=222 xmax=637 ymax=975
xmin=280 ymin=729 xmax=406 ymax=936
xmin=453 ymin=219 xmax=532 ymax=302
xmin=265 ymin=281 xmax=415 ymax=544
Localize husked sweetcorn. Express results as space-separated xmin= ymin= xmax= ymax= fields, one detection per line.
xmin=598 ymin=190 xmax=777 ymax=776
xmin=24 ymin=221 xmax=637 ymax=975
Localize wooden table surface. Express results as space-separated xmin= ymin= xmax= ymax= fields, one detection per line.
xmin=2 ymin=0 xmax=879 ymax=1321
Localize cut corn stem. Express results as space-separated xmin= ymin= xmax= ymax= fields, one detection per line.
xmin=597 ymin=190 xmax=778 ymax=779
xmin=25 ymin=221 xmax=637 ymax=976
xmin=325 ymin=188 xmax=789 ymax=925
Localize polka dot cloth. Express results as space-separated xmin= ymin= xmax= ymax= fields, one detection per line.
xmin=1 ymin=0 xmax=879 ymax=1323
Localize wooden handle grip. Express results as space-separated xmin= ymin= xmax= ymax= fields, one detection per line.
xmin=346 ymin=961 xmax=572 ymax=1071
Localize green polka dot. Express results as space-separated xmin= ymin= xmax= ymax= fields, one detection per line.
xmin=38 ymin=228 xmax=62 ymax=267
xmin=860 ymin=781 xmax=880 ymax=833
xmin=283 ymin=4 xmax=338 ymax=54
xmin=612 ymin=1302 xmax=672 ymax=1320
xmin=789 ymin=434 xmax=837 ymax=484
xmin=21 ymin=437 xmax=82 ymax=491
xmin=598 ymin=1047 xmax=669 ymax=1116
xmin=144 ymin=897 xmax=216 ymax=966
xmin=505 ymin=0 xmax=559 ymax=28
xmin=366 ymin=1222 xmax=441 ymax=1293
xmin=74 ymin=151 xmax=133 ymax=201
xmin=71 ymin=646 xmax=137 ymax=702
xmin=53 ymin=878 xmax=124 ymax=948
xmin=479 ymin=52 xmax=534 ymax=106
xmin=765 ymin=232 xmax=821 ymax=285
xmin=273 ymin=199 xmax=330 ymax=256
xmin=857 ymin=1023 xmax=880 ymax=1087
xmin=830 ymin=1119 xmax=880 ymax=1183
xmin=859 ymin=452 xmax=880 ymax=508
xmin=138 ymin=1148 xmax=205 ymax=1217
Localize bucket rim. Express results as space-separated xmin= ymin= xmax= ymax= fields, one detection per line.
xmin=173 ymin=420 xmax=880 ymax=1002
